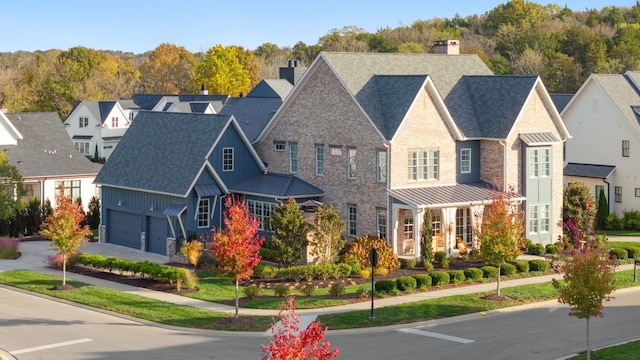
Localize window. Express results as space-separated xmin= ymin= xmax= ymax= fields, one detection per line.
xmin=615 ymin=186 xmax=622 ymax=203
xmin=75 ymin=142 xmax=90 ymax=155
xmin=247 ymin=200 xmax=277 ymax=231
xmin=79 ymin=117 xmax=88 ymax=128
xmin=529 ymin=205 xmax=539 ymax=233
xmin=460 ymin=148 xmax=471 ymax=173
xmin=540 ymin=204 xmax=550 ymax=233
xmin=529 ymin=147 xmax=550 ymax=178
xmin=223 ymin=147 xmax=234 ymax=171
xmin=376 ymin=150 xmax=387 ymax=182
xmin=55 ymin=180 xmax=81 ymax=200
xmin=377 ymin=209 xmax=386 ymax=240
xmin=290 ymin=143 xmax=298 ymax=173
xmin=329 ymin=146 xmax=342 ymax=156
xmin=408 ymin=150 xmax=439 ymax=181
xmin=316 ymin=145 xmax=324 ymax=176
xmin=595 ymin=185 xmax=605 ymax=208
xmin=129 ymin=112 xmax=134 ymax=121
xmin=622 ymin=140 xmax=630 ymax=157
xmin=111 ymin=117 xmax=118 ymax=127
xmin=403 ymin=216 xmax=414 ymax=240
xmin=347 ymin=147 xmax=356 ymax=179
xmin=274 ymin=142 xmax=285 ymax=151
xmin=197 ymin=198 xmax=210 ymax=228
xmin=347 ymin=205 xmax=357 ymax=236
xmin=636 ymin=188 xmax=640 ymax=197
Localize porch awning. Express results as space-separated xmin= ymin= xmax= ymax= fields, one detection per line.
xmin=519 ymin=132 xmax=560 ymax=145
xmin=72 ymin=135 xmax=93 ymax=140
xmin=563 ymin=163 xmax=615 ymax=179
xmin=163 ymin=204 xmax=186 ymax=216
xmin=194 ymin=183 xmax=221 ymax=197
xmin=388 ymin=181 xmax=526 ymax=208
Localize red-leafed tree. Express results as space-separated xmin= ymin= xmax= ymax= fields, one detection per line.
xmin=39 ymin=184 xmax=92 ymax=287
xmin=208 ymin=196 xmax=264 ymax=318
xmin=263 ymin=297 xmax=339 ymax=360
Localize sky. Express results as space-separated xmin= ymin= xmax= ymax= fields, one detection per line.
xmin=1 ymin=0 xmax=637 ymax=54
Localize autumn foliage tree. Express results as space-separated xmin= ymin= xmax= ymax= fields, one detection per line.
xmin=476 ymin=186 xmax=524 ymax=296
xmin=552 ymin=243 xmax=617 ymax=360
xmin=262 ymin=297 xmax=339 ymax=360
xmin=180 ymin=239 xmax=203 ymax=271
xmin=309 ymin=205 xmax=345 ymax=265
xmin=39 ymin=184 xmax=92 ymax=286
xmin=207 ymin=196 xmax=264 ymax=318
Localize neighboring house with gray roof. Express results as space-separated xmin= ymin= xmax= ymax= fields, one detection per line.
xmin=63 ymin=100 xmax=132 ymax=161
xmin=94 ymin=111 xmax=322 ymax=256
xmin=1 ymin=112 xmax=102 ymax=212
xmin=255 ymin=45 xmax=569 ymax=258
xmin=561 ymin=71 xmax=640 ymax=218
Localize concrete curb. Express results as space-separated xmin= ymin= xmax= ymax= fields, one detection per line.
xmin=0 ymin=348 xmax=17 ymax=360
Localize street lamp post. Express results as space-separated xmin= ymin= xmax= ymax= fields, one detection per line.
xmin=370 ymin=245 xmax=379 ymax=319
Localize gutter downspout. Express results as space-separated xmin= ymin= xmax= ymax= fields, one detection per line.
xmin=499 ymin=140 xmax=507 ymax=189
xmin=603 ymin=178 xmax=610 ymax=214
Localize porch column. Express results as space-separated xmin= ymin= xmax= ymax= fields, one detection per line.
xmin=442 ymin=207 xmax=457 ymax=256
xmin=471 ymin=205 xmax=485 ymax=250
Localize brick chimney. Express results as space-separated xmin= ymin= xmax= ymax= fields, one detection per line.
xmin=199 ymin=84 xmax=208 ymax=95
xmin=434 ymin=40 xmax=460 ymax=55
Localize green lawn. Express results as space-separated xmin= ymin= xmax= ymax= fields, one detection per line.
xmin=608 ymin=241 xmax=640 ymax=250
xmin=599 ymin=230 xmax=640 ymax=237
xmin=569 ymin=339 xmax=640 ymax=359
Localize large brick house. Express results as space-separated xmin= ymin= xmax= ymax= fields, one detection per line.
xmin=255 ymin=45 xmax=570 ymax=258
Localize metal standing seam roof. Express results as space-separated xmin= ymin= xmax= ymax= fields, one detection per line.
xmin=163 ymin=204 xmax=186 ymax=216
xmin=519 ymin=132 xmax=560 ymax=145
xmin=563 ymin=163 xmax=616 ymax=179
xmin=227 ymin=173 xmax=323 ymax=199
xmin=388 ymin=181 xmax=525 ymax=208
xmin=72 ymin=135 xmax=93 ymax=140
xmin=194 ymin=183 xmax=221 ymax=197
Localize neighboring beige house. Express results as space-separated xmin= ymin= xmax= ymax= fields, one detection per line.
xmin=561 ymin=71 xmax=640 ymax=219
xmin=255 ymin=45 xmax=569 ymax=258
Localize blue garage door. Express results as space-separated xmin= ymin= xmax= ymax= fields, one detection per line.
xmin=108 ymin=210 xmax=140 ymax=249
xmin=147 ymin=216 xmax=168 ymax=255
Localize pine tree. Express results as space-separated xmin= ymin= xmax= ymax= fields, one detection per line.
xmin=595 ymin=187 xmax=608 ymax=230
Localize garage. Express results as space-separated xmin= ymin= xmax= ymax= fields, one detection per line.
xmin=147 ymin=216 xmax=168 ymax=255
xmin=108 ymin=210 xmax=141 ymax=250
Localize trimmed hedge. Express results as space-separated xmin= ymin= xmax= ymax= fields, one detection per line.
xmin=529 ymin=259 xmax=550 ymax=272
xmin=448 ymin=270 xmax=466 ymax=284
xmin=545 ymin=244 xmax=559 ymax=255
xmin=430 ymin=271 xmax=450 ymax=286
xmin=500 ymin=263 xmax=517 ymax=276
xmin=412 ymin=274 xmax=432 ymax=288
xmin=527 ymin=243 xmax=545 ymax=256
xmin=396 ymin=276 xmax=417 ymax=292
xmin=375 ymin=279 xmax=397 ymax=293
xmin=610 ymin=248 xmax=628 ymax=260
xmin=625 ymin=246 xmax=640 ymax=259
xmin=463 ymin=267 xmax=483 ymax=280
xmin=434 ymin=251 xmax=447 ymax=263
xmin=481 ymin=266 xmax=499 ymax=279
xmin=515 ymin=260 xmax=530 ymax=273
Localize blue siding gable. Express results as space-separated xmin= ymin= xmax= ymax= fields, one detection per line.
xmin=456 ymin=141 xmax=480 ymax=183
xmin=210 ymin=122 xmax=264 ymax=185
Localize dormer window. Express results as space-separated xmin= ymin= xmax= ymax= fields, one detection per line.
xmin=111 ymin=117 xmax=119 ymax=127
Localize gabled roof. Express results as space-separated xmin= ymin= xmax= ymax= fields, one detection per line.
xmin=564 ymin=163 xmax=615 ymax=179
xmin=218 ymin=97 xmax=283 ymax=143
xmin=388 ymin=181 xmax=525 ymax=208
xmin=95 ymin=111 xmax=233 ymax=196
xmin=131 ymin=94 xmax=230 ymax=111
xmin=0 ymin=110 xmax=22 ymax=145
xmin=3 ymin=112 xmax=102 ymax=177
xmin=67 ymin=100 xmax=126 ymax=125
xmin=228 ymin=173 xmax=323 ymax=199
xmin=248 ymin=79 xmax=293 ymax=100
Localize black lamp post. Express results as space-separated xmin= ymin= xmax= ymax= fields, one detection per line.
xmin=370 ymin=244 xmax=379 ymax=319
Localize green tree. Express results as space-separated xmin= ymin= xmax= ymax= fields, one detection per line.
xmin=552 ymin=245 xmax=616 ymax=360
xmin=477 ymin=186 xmax=524 ymax=295
xmin=138 ymin=43 xmax=196 ymax=94
xmin=193 ymin=45 xmax=251 ymax=97
xmin=268 ymin=197 xmax=310 ymax=267
xmin=0 ymin=150 xmax=23 ymax=223
xmin=87 ymin=196 xmax=101 ymax=230
xmin=484 ymin=0 xmax=556 ymax=31
xmin=595 ymin=187 xmax=609 ymax=231
xmin=420 ymin=208 xmax=433 ymax=263
xmin=309 ymin=205 xmax=346 ymax=265
xmin=39 ymin=184 xmax=92 ymax=286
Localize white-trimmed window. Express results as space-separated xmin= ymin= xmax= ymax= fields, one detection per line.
xmin=247 ymin=200 xmax=277 ymax=231
xmin=274 ymin=141 xmax=285 ymax=151
xmin=75 ymin=142 xmax=90 ymax=155
xmin=529 ymin=204 xmax=539 ymax=233
xmin=540 ymin=204 xmax=550 ymax=233
xmin=316 ymin=145 xmax=324 ymax=176
xmin=595 ymin=185 xmax=605 ymax=208
xmin=111 ymin=117 xmax=118 ymax=127
xmin=79 ymin=117 xmax=88 ymax=128
xmin=329 ymin=146 xmax=342 ymax=156
xmin=290 ymin=143 xmax=298 ymax=173
xmin=528 ymin=147 xmax=550 ymax=178
xmin=377 ymin=208 xmax=386 ymax=240
xmin=347 ymin=204 xmax=357 ymax=236
xmin=615 ymin=186 xmax=622 ymax=203
xmin=460 ymin=148 xmax=471 ymax=173
xmin=408 ymin=150 xmax=439 ymax=181
xmin=223 ymin=147 xmax=234 ymax=171
xmin=347 ymin=147 xmax=357 ymax=179
xmin=622 ymin=140 xmax=630 ymax=157
xmin=55 ymin=180 xmax=81 ymax=200
xmin=376 ymin=150 xmax=387 ymax=182
xmin=636 ymin=188 xmax=640 ymax=197
xmin=197 ymin=198 xmax=210 ymax=228
xmin=403 ymin=216 xmax=414 ymax=240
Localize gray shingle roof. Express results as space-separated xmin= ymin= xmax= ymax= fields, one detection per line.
xmin=592 ymin=74 xmax=640 ymax=135
xmin=248 ymin=79 xmax=293 ymax=100
xmin=388 ymin=181 xmax=525 ymax=208
xmin=550 ymin=94 xmax=573 ymax=113
xmin=95 ymin=111 xmax=231 ymax=196
xmin=228 ymin=173 xmax=323 ymax=199
xmin=3 ymin=112 xmax=102 ymax=177
xmin=564 ymin=163 xmax=615 ymax=179
xmin=98 ymin=101 xmax=117 ymax=122
xmin=218 ymin=97 xmax=282 ymax=143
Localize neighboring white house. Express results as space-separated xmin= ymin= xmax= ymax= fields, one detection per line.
xmin=561 ymin=71 xmax=640 ymax=218
xmin=63 ymin=100 xmax=131 ymax=161
xmin=1 ymin=112 xmax=102 ymax=211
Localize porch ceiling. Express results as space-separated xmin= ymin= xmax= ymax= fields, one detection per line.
xmin=388 ymin=181 xmax=525 ymax=208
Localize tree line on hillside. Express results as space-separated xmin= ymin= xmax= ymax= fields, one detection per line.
xmin=1 ymin=0 xmax=640 ymax=121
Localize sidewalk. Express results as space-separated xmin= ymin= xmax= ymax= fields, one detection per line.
xmin=0 ymin=240 xmax=637 ymax=318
